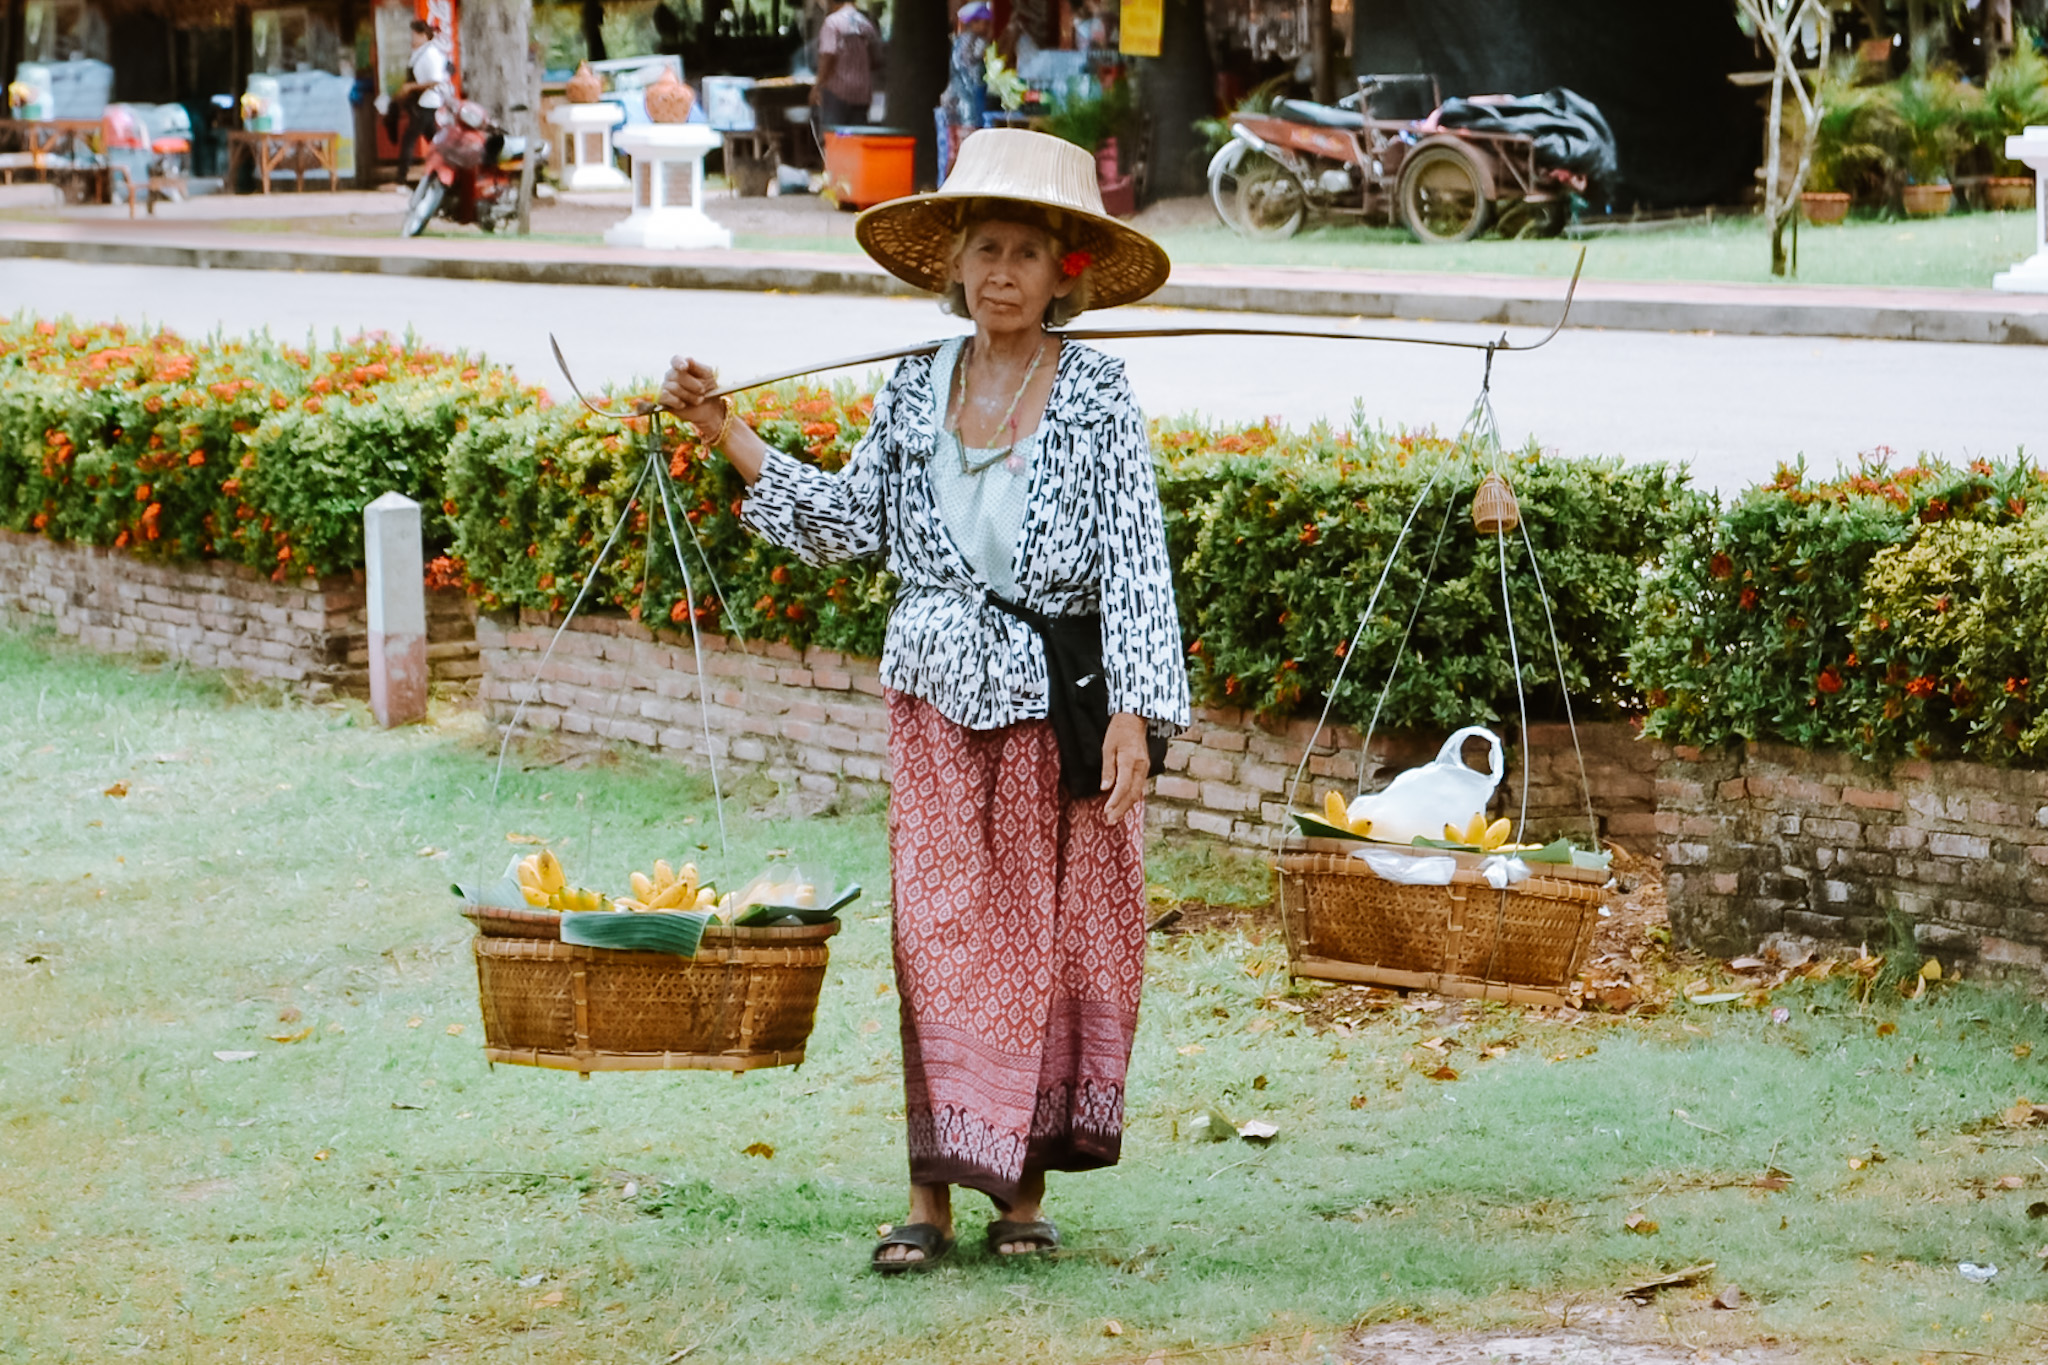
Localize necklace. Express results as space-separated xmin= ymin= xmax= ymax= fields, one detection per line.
xmin=950 ymin=336 xmax=1048 ymax=476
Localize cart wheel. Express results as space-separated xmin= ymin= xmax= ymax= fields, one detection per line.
xmin=401 ymin=177 xmax=445 ymax=238
xmin=1210 ymin=141 xmax=1305 ymax=241
xmin=1398 ymin=143 xmax=1490 ymax=244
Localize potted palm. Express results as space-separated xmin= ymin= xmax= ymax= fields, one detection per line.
xmin=1809 ymin=71 xmax=1907 ymax=213
xmin=1975 ymin=39 xmax=2048 ymax=211
xmin=1895 ymin=72 xmax=1975 ymax=216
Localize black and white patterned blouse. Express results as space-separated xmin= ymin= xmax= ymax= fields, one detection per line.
xmin=740 ymin=341 xmax=1191 ymax=736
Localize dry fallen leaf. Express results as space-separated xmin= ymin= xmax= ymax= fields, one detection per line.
xmin=1998 ymin=1175 xmax=2026 ymax=1190
xmin=1624 ymin=1212 xmax=1659 ymax=1235
xmin=1877 ymin=1022 xmax=1898 ymax=1037
xmin=212 ymin=1050 xmax=258 ymax=1063
xmin=2018 ymin=1044 xmax=2033 ymax=1060
xmin=1350 ymin=1094 xmax=1369 ymax=1110
xmin=1753 ymin=1173 xmax=1793 ymax=1191
xmin=1177 ymin=1045 xmax=1205 ymax=1056
xmin=743 ymin=1142 xmax=775 ymax=1159
xmin=313 ymin=1149 xmax=330 ymax=1161
xmin=535 ymin=1290 xmax=565 ymax=1306
xmin=1424 ymin=1065 xmax=1459 ymax=1082
xmin=407 ymin=1017 xmax=424 ymax=1029
xmin=1103 ymin=1321 xmax=1124 ymax=1338
xmin=103 ymin=782 xmax=128 ymax=798
xmin=506 ymin=833 xmax=545 ymax=844
xmin=1712 ymin=1284 xmax=1744 ymax=1310
xmin=859 ymin=1018 xmax=882 ymax=1035
xmin=444 ymin=1024 xmax=465 ymax=1036
xmin=1247 ymin=1018 xmax=1275 ymax=1034
xmin=277 ymin=1006 xmax=301 ymax=1024
xmin=268 ymin=1026 xmax=313 ymax=1044
xmin=1920 ymin=958 xmax=1942 ymax=981
xmin=1237 ymin=1119 xmax=1279 ymax=1142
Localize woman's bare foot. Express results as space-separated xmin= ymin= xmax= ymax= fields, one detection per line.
xmin=875 ymin=1182 xmax=953 ymax=1265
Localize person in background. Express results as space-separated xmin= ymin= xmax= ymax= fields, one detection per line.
xmin=1071 ymin=0 xmax=1107 ymax=56
xmin=386 ymin=19 xmax=453 ymax=189
xmin=939 ymin=0 xmax=994 ymax=177
xmin=812 ymin=0 xmax=882 ymax=129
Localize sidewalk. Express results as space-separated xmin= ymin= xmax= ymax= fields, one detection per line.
xmin=4 ymin=185 xmax=2044 ymax=345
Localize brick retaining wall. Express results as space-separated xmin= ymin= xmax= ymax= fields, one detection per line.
xmin=0 ymin=529 xmax=478 ymax=694
xmin=1659 ymin=742 xmax=2048 ymax=977
xmin=476 ymin=607 xmax=1664 ymax=843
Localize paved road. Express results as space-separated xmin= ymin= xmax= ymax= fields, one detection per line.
xmin=5 ymin=259 xmax=2040 ymax=493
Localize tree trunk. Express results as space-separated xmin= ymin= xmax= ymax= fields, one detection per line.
xmin=581 ymin=0 xmax=607 ymax=62
xmin=1145 ymin=0 xmax=1214 ymax=197
xmin=460 ymin=0 xmax=530 ymax=118
xmin=1309 ymin=0 xmax=1333 ymax=104
xmin=884 ymin=0 xmax=949 ymax=187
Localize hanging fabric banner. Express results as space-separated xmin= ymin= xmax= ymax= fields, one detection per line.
xmin=1119 ymin=0 xmax=1163 ymax=57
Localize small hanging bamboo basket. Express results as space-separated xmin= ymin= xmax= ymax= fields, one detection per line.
xmin=463 ymin=904 xmax=838 ymax=1075
xmin=1472 ymin=472 xmax=1520 ymax=536
xmin=1276 ymin=842 xmax=1605 ymax=1007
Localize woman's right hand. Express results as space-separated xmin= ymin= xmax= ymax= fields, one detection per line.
xmin=658 ymin=356 xmax=725 ymax=430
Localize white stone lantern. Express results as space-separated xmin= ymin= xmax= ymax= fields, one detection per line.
xmin=604 ymin=123 xmax=732 ymax=251
xmin=1992 ymin=126 xmax=2048 ymax=293
xmin=549 ymin=102 xmax=630 ymax=192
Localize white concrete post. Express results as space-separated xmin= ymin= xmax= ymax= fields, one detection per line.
xmin=364 ymin=492 xmax=428 ymax=727
xmin=1992 ymin=126 xmax=2048 ymax=293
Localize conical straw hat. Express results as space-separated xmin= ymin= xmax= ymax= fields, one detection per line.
xmin=854 ymin=128 xmax=1170 ymax=312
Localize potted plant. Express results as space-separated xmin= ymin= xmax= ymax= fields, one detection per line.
xmin=1809 ymin=70 xmax=1905 ymax=213
xmin=1974 ymin=37 xmax=2048 ymax=211
xmin=1042 ymin=77 xmax=1137 ymax=214
xmin=1894 ymin=72 xmax=1976 ymax=216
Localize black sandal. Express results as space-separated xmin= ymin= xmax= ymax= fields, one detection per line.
xmin=871 ymin=1222 xmax=955 ymax=1275
xmin=986 ymin=1217 xmax=1060 ymax=1258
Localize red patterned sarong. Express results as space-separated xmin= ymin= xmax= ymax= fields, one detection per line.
xmin=886 ymin=689 xmax=1146 ymax=1208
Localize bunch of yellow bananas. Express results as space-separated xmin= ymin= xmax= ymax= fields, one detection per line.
xmin=1444 ymin=813 xmax=1516 ymax=851
xmin=1316 ymin=790 xmax=1375 ymax=838
xmin=516 ymin=850 xmax=606 ymax=912
xmin=614 ymin=860 xmax=719 ymax=914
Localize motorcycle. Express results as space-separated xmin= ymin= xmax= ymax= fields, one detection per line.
xmin=1208 ymin=75 xmax=1581 ymax=245
xmin=401 ymin=100 xmax=543 ymax=237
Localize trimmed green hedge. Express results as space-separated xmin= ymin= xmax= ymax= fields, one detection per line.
xmin=3 ymin=315 xmax=1710 ymax=738
xmin=0 ymin=316 xmax=535 ymax=580
xmin=1635 ymin=457 xmax=2048 ymax=764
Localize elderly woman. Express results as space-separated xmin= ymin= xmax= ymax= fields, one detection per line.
xmin=659 ymin=130 xmax=1187 ymax=1273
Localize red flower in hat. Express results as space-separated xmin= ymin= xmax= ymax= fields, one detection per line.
xmin=1060 ymin=251 xmax=1092 ymax=279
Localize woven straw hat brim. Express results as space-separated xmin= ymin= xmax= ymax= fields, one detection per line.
xmin=855 ymin=192 xmax=1170 ymax=311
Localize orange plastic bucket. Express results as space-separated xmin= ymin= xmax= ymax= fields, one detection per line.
xmin=822 ymin=129 xmax=916 ymax=210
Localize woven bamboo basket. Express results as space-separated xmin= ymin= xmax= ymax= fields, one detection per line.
xmin=1277 ymin=848 xmax=1604 ymax=1007
xmin=463 ymin=905 xmax=838 ymax=1075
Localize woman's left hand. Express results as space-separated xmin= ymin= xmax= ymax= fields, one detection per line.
xmin=1101 ymin=712 xmax=1150 ymax=824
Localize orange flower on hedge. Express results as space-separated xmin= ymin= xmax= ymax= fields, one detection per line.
xmin=1708 ymin=553 xmax=1733 ymax=579
xmin=1817 ymin=667 xmax=1842 ymax=694
xmin=1905 ymin=675 xmax=1938 ymax=699
xmin=1738 ymin=587 xmax=1759 ymax=611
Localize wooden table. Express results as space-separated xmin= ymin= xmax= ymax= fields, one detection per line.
xmin=0 ymin=121 xmax=110 ymax=202
xmin=226 ymin=129 xmax=342 ymax=193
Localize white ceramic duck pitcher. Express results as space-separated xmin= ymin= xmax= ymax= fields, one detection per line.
xmin=1347 ymin=726 xmax=1504 ymax=846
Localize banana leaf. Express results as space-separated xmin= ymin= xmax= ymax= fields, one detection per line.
xmin=560 ymin=910 xmax=714 ymax=956
xmin=452 ymin=855 xmax=534 ymax=912
xmin=1290 ymin=812 xmax=1367 ymax=842
xmin=733 ymin=883 xmax=863 ymax=927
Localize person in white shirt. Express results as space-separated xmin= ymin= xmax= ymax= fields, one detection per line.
xmin=386 ymin=20 xmax=454 ymax=187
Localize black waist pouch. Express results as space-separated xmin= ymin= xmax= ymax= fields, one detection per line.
xmin=986 ymin=590 xmax=1168 ymax=800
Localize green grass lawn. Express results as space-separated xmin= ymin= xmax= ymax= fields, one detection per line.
xmin=1142 ymin=208 xmax=2042 ymax=291
xmin=8 ymin=623 xmax=2048 ymax=1363
xmin=726 ymin=208 xmax=2039 ymax=292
